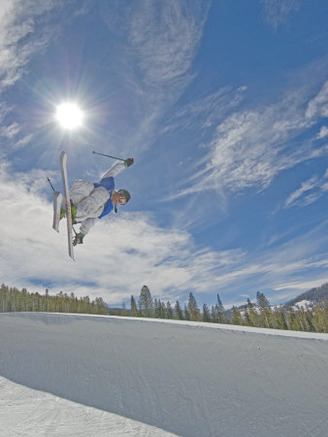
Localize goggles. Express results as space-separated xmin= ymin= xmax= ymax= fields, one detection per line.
xmin=119 ymin=193 xmax=127 ymax=204
xmin=117 ymin=189 xmax=130 ymax=205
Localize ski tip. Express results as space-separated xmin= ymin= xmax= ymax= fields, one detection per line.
xmin=60 ymin=150 xmax=67 ymax=162
xmin=69 ymin=249 xmax=76 ymax=261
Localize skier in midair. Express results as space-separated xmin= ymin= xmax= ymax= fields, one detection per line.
xmin=62 ymin=157 xmax=133 ymax=246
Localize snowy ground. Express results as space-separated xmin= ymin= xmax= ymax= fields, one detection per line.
xmin=0 ymin=376 xmax=177 ymax=437
xmin=1 ymin=313 xmax=328 ymax=437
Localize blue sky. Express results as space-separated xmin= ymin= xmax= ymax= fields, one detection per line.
xmin=1 ymin=0 xmax=328 ymax=308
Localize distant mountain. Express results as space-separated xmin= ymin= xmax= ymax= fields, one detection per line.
xmin=107 ymin=307 xmax=130 ymax=316
xmin=284 ymin=283 xmax=328 ymax=308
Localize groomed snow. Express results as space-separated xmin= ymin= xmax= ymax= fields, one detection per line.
xmin=0 ymin=376 xmax=177 ymax=436
xmin=1 ymin=313 xmax=328 ymax=437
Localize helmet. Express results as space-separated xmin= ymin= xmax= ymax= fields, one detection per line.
xmin=117 ymin=189 xmax=130 ymax=204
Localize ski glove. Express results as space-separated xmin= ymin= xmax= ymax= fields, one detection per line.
xmin=73 ymin=232 xmax=85 ymax=246
xmin=124 ymin=158 xmax=134 ymax=167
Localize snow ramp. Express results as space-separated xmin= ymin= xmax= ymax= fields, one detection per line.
xmin=1 ymin=313 xmax=328 ymax=437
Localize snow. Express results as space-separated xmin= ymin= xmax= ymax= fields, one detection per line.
xmin=0 ymin=377 xmax=176 ymax=436
xmin=292 ymin=299 xmax=313 ymax=310
xmin=1 ymin=313 xmax=328 ymax=437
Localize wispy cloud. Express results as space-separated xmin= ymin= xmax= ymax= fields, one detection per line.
xmin=0 ymin=0 xmax=62 ymax=91
xmin=284 ymin=169 xmax=328 ymax=208
xmin=175 ymin=75 xmax=328 ymax=201
xmin=1 ymin=122 xmax=20 ymax=139
xmin=0 ymin=0 xmax=70 ymax=159
xmin=162 ymin=86 xmax=247 ymax=135
xmin=305 ymin=80 xmax=328 ymax=119
xmin=261 ymin=0 xmax=301 ymax=30
xmin=104 ymin=0 xmax=210 ymax=87
xmin=101 ymin=0 xmax=211 ymax=154
xmin=216 ymin=221 xmax=328 ymax=306
xmin=128 ymin=1 xmax=210 ymax=87
xmin=316 ymin=126 xmax=328 ymax=139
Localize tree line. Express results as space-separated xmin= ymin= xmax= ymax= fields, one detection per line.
xmin=129 ymin=286 xmax=229 ymax=323
xmin=2 ymin=282 xmax=328 ymax=333
xmin=128 ymin=286 xmax=328 ymax=333
xmin=0 ymin=284 xmax=107 ymax=315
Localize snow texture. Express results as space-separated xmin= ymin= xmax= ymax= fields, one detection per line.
xmin=0 ymin=376 xmax=176 ymax=436
xmin=1 ymin=313 xmax=328 ymax=437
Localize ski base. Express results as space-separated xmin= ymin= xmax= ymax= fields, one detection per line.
xmin=52 ymin=191 xmax=62 ymax=233
xmin=60 ymin=151 xmax=75 ymax=261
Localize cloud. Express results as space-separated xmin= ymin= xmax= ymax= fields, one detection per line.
xmin=0 ymin=162 xmax=245 ymax=304
xmin=0 ymin=0 xmax=62 ymax=91
xmin=306 ymin=81 xmax=328 ymax=119
xmin=261 ymin=0 xmax=301 ymax=29
xmin=162 ymin=86 xmax=247 ymax=135
xmin=1 ymin=0 xmax=327 ymax=310
xmin=0 ymin=0 xmax=69 ymax=156
xmin=100 ymin=0 xmax=211 ymax=154
xmin=1 ymin=161 xmax=327 ymax=307
xmin=128 ymin=1 xmax=210 ymax=87
xmin=174 ymin=73 xmax=328 ymax=202
xmin=218 ymin=222 xmax=328 ymax=306
xmin=284 ymin=170 xmax=328 ymax=208
xmin=316 ymin=126 xmax=328 ymax=139
xmin=1 ymin=122 xmax=20 ymax=139
xmin=284 ymin=176 xmax=318 ymax=208
xmin=104 ymin=0 xmax=210 ymax=88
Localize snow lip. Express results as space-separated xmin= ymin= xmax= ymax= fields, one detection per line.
xmin=3 ymin=312 xmax=328 ymax=341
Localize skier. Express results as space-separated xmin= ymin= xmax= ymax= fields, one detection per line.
xmin=62 ymin=157 xmax=134 ymax=246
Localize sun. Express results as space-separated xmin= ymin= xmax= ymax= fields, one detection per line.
xmin=56 ymin=102 xmax=84 ymax=130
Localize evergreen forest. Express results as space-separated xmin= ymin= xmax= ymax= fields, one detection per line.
xmin=129 ymin=285 xmax=328 ymax=333
xmin=2 ymin=283 xmax=328 ymax=333
xmin=0 ymin=284 xmax=107 ymax=315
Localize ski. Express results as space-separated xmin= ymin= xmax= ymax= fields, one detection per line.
xmin=60 ymin=151 xmax=75 ymax=261
xmin=52 ymin=190 xmax=62 ymax=232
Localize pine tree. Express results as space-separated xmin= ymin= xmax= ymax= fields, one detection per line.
xmin=314 ymin=305 xmax=328 ymax=332
xmin=130 ymin=295 xmax=138 ymax=317
xmin=154 ymin=299 xmax=166 ymax=318
xmin=166 ymin=301 xmax=173 ymax=319
xmin=232 ymin=306 xmax=243 ymax=325
xmin=304 ymin=308 xmax=315 ymax=332
xmin=184 ymin=304 xmax=190 ymax=321
xmin=256 ymin=291 xmax=270 ymax=308
xmin=94 ymin=297 xmax=107 ymax=315
xmin=272 ymin=306 xmax=288 ymax=330
xmin=216 ymin=293 xmax=229 ymax=324
xmin=202 ymin=303 xmax=211 ymax=322
xmin=188 ymin=292 xmax=201 ymax=321
xmin=138 ymin=285 xmax=153 ymax=317
xmin=243 ymin=298 xmax=259 ymax=327
xmin=153 ymin=298 xmax=159 ymax=318
xmin=256 ymin=291 xmax=272 ymax=328
xmin=160 ymin=301 xmax=167 ymax=318
xmin=173 ymin=301 xmax=184 ymax=320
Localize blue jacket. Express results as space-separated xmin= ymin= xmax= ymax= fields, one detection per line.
xmin=94 ymin=176 xmax=115 ymax=218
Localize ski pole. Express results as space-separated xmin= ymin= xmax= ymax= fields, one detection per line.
xmin=92 ymin=150 xmax=126 ymax=161
xmin=47 ymin=176 xmax=56 ymax=192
